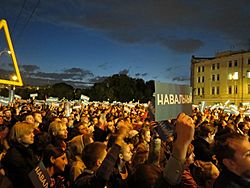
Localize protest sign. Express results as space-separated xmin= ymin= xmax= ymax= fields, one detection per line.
xmin=28 ymin=161 xmax=50 ymax=188
xmin=155 ymin=82 xmax=192 ymax=121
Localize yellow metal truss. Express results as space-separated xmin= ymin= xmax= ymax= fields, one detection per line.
xmin=0 ymin=19 xmax=23 ymax=86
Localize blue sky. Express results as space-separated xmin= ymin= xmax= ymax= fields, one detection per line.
xmin=1 ymin=0 xmax=250 ymax=87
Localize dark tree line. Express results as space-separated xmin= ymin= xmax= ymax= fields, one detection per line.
xmin=0 ymin=74 xmax=155 ymax=103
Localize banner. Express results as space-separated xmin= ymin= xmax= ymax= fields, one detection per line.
xmin=28 ymin=161 xmax=50 ymax=188
xmin=155 ymin=82 xmax=192 ymax=121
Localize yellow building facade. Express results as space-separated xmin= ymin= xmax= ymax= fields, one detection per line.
xmin=191 ymin=50 xmax=250 ymax=106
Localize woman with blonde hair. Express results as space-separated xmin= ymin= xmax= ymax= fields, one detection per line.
xmin=2 ymin=122 xmax=39 ymax=188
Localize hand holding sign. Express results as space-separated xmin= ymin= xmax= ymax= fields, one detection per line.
xmin=173 ymin=113 xmax=195 ymax=161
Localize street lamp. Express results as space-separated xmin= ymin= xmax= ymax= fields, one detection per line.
xmin=9 ymin=74 xmax=18 ymax=102
xmin=0 ymin=49 xmax=11 ymax=57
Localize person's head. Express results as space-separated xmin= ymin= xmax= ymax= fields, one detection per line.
xmin=33 ymin=112 xmax=43 ymax=124
xmin=3 ymin=109 xmax=11 ymax=119
xmin=139 ymin=127 xmax=151 ymax=143
xmin=61 ymin=117 xmax=69 ymax=126
xmin=43 ymin=144 xmax=68 ymax=173
xmin=68 ymin=134 xmax=93 ymax=157
xmin=214 ymin=131 xmax=250 ymax=180
xmin=9 ymin=122 xmax=35 ymax=146
xmin=48 ymin=120 xmax=68 ymax=140
xmin=197 ymin=121 xmax=215 ymax=143
xmin=81 ymin=142 xmax=107 ymax=171
xmin=119 ymin=143 xmax=133 ymax=163
xmin=75 ymin=122 xmax=89 ymax=135
xmin=192 ymin=160 xmax=220 ymax=188
xmin=25 ymin=114 xmax=35 ymax=124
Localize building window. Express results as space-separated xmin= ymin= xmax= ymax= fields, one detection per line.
xmin=228 ymin=86 xmax=232 ymax=94
xmin=234 ymin=60 xmax=238 ymax=67
xmin=248 ymin=58 xmax=250 ymax=65
xmin=197 ymin=88 xmax=200 ymax=95
xmin=248 ymin=84 xmax=250 ymax=94
xmin=197 ymin=77 xmax=200 ymax=83
xmin=247 ymin=71 xmax=250 ymax=78
xmin=217 ymin=86 xmax=220 ymax=94
xmin=202 ymin=66 xmax=205 ymax=72
xmin=212 ymin=64 xmax=215 ymax=70
xmin=202 ymin=87 xmax=205 ymax=95
xmin=202 ymin=76 xmax=204 ymax=83
xmin=217 ymin=63 xmax=220 ymax=69
xmin=217 ymin=74 xmax=220 ymax=81
xmin=212 ymin=75 xmax=215 ymax=81
xmin=235 ymin=86 xmax=238 ymax=94
xmin=229 ymin=61 xmax=232 ymax=67
xmin=197 ymin=67 xmax=200 ymax=72
xmin=212 ymin=87 xmax=215 ymax=95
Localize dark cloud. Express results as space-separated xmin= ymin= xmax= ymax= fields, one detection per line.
xmin=135 ymin=72 xmax=148 ymax=77
xmin=32 ymin=0 xmax=250 ymax=53
xmin=4 ymin=0 xmax=250 ymax=53
xmin=64 ymin=67 xmax=94 ymax=77
xmin=22 ymin=64 xmax=40 ymax=73
xmin=118 ymin=69 xmax=129 ymax=75
xmin=158 ymin=37 xmax=204 ymax=53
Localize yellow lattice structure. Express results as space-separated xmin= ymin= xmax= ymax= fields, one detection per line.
xmin=0 ymin=19 xmax=23 ymax=86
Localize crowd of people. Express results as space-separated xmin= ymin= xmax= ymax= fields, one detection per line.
xmin=0 ymin=99 xmax=249 ymax=188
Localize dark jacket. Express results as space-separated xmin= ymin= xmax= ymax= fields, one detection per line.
xmin=192 ymin=137 xmax=213 ymax=162
xmin=74 ymin=144 xmax=121 ymax=188
xmin=2 ymin=143 xmax=39 ymax=188
xmin=214 ymin=168 xmax=250 ymax=188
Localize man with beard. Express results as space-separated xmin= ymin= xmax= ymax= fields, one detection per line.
xmin=213 ymin=130 xmax=250 ymax=188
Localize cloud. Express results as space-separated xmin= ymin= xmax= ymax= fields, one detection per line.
xmin=63 ymin=67 xmax=94 ymax=77
xmin=157 ymin=37 xmax=204 ymax=53
xmin=89 ymin=76 xmax=108 ymax=83
xmin=118 ymin=69 xmax=129 ymax=75
xmin=30 ymin=0 xmax=250 ymax=53
xmin=0 ymin=65 xmax=96 ymax=87
xmin=172 ymin=76 xmax=190 ymax=82
xmin=22 ymin=64 xmax=40 ymax=73
xmin=98 ymin=62 xmax=109 ymax=70
xmin=141 ymin=73 xmax=148 ymax=77
xmin=4 ymin=0 xmax=250 ymax=54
